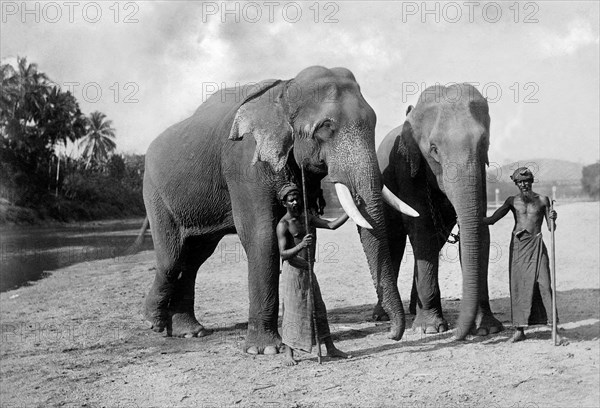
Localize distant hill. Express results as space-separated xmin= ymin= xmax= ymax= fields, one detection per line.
xmin=321 ymin=159 xmax=586 ymax=215
xmin=487 ymin=159 xmax=584 ymax=201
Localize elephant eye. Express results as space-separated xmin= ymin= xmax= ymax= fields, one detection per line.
xmin=430 ymin=144 xmax=440 ymax=162
xmin=321 ymin=120 xmax=335 ymax=130
xmin=314 ymin=119 xmax=335 ymax=140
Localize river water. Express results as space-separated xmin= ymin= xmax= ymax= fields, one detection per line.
xmin=0 ymin=218 xmax=154 ymax=292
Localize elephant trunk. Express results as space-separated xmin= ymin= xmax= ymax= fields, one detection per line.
xmin=357 ymin=188 xmax=406 ymax=340
xmin=329 ymin=144 xmax=405 ymax=340
xmin=444 ymin=160 xmax=485 ymax=339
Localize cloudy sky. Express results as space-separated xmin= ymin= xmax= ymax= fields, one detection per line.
xmin=2 ymin=1 xmax=599 ymax=165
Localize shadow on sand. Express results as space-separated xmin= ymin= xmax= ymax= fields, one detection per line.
xmin=140 ymin=289 xmax=598 ymax=359
xmin=325 ymin=288 xmax=599 ymax=357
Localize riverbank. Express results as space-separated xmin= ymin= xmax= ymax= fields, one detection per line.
xmin=1 ymin=202 xmax=598 ymax=407
xmin=0 ymin=217 xmax=150 ymax=292
xmin=0 ymin=199 xmax=146 ymax=227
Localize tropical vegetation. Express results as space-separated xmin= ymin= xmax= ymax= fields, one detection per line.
xmin=0 ymin=57 xmax=145 ymax=224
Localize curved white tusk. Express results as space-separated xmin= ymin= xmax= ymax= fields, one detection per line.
xmin=334 ymin=183 xmax=373 ymax=230
xmin=382 ymin=185 xmax=420 ymax=217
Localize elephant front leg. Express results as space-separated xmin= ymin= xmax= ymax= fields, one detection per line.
xmin=227 ymin=167 xmax=283 ymax=355
xmin=411 ymin=249 xmax=448 ymax=334
xmin=473 ymin=226 xmax=504 ymax=336
xmin=244 ymin=237 xmax=282 ymax=355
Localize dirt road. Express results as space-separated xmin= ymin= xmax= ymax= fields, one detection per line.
xmin=1 ymin=202 xmax=598 ymax=407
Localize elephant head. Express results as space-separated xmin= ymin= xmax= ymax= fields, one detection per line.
xmin=400 ymin=84 xmax=490 ymax=338
xmin=229 ymin=66 xmax=416 ymax=340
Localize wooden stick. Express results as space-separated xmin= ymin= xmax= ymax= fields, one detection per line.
xmin=301 ymin=164 xmax=322 ymax=364
xmin=550 ymin=200 xmax=558 ymax=346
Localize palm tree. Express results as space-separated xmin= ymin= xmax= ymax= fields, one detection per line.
xmin=17 ymin=57 xmax=49 ymax=115
xmin=79 ymin=111 xmax=116 ymax=169
xmin=1 ymin=57 xmax=50 ymax=137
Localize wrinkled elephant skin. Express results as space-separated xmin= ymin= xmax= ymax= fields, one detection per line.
xmin=376 ymin=84 xmax=504 ymax=339
xmin=142 ymin=66 xmax=406 ymax=354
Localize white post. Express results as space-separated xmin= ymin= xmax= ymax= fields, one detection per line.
xmin=55 ymin=155 xmax=61 ymax=198
xmin=495 ymin=188 xmax=500 ymax=208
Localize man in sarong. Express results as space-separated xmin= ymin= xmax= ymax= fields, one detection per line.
xmin=484 ymin=167 xmax=565 ymax=343
xmin=276 ymin=183 xmax=352 ymax=365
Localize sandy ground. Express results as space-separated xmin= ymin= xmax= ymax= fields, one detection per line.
xmin=1 ymin=201 xmax=599 ymax=408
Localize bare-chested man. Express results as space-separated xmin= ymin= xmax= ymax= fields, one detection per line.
xmin=484 ymin=167 xmax=566 ymax=344
xmin=276 ymin=183 xmax=352 ymax=365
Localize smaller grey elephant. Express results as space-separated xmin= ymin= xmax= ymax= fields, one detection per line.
xmin=376 ymin=84 xmax=504 ymax=339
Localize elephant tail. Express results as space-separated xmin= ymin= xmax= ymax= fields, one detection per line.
xmin=124 ymin=216 xmax=150 ymax=256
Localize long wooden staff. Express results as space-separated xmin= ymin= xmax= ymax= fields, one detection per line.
xmin=550 ymin=200 xmax=558 ymax=346
xmin=301 ymin=163 xmax=322 ymax=364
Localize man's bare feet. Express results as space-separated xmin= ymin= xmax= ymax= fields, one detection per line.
xmin=555 ymin=333 xmax=570 ymax=346
xmin=325 ymin=345 xmax=352 ymax=359
xmin=284 ymin=345 xmax=298 ymax=366
xmin=511 ymin=328 xmax=527 ymax=342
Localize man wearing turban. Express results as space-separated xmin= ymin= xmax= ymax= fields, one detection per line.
xmin=484 ymin=167 xmax=566 ymax=344
xmin=276 ymin=183 xmax=353 ymax=365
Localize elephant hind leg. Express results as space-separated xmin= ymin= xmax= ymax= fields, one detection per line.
xmin=144 ymin=189 xmax=181 ymax=335
xmin=144 ymin=185 xmax=223 ymax=337
xmin=167 ymin=236 xmax=222 ymax=338
xmin=472 ymin=303 xmax=504 ymax=336
xmin=145 ymin=234 xmax=222 ymax=337
xmin=411 ymin=244 xmax=448 ymax=334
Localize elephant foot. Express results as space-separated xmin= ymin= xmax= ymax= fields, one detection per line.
xmin=144 ymin=315 xmax=169 ymax=334
xmin=144 ymin=299 xmax=171 ymax=334
xmin=388 ymin=320 xmax=405 ymax=341
xmin=372 ymin=304 xmax=405 ymax=340
xmin=412 ymin=311 xmax=448 ymax=334
xmin=372 ymin=303 xmax=390 ymax=321
xmin=471 ymin=307 xmax=504 ymax=337
xmin=170 ymin=312 xmax=212 ymax=338
xmin=143 ymin=279 xmax=176 ymax=334
xmin=244 ymin=327 xmax=282 ymax=355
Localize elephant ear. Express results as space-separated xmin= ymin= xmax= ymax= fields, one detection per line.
xmin=229 ymin=79 xmax=292 ymax=173
xmin=396 ymin=121 xmax=421 ymax=177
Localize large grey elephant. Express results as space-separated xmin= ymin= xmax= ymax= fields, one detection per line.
xmin=142 ymin=66 xmax=415 ymax=353
xmin=375 ymin=84 xmax=503 ymax=339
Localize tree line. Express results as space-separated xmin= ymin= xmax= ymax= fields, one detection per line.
xmin=1 ymin=57 xmax=145 ymax=224
xmin=582 ymin=161 xmax=600 ymax=200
